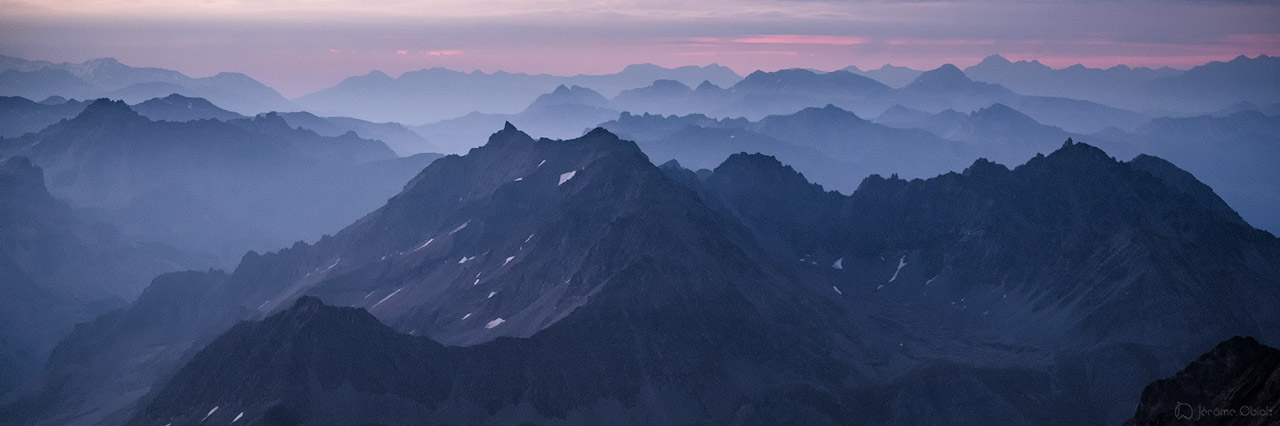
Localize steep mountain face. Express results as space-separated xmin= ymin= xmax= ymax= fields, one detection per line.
xmin=130 ymin=94 xmax=244 ymax=122
xmin=0 ymin=96 xmax=90 ymax=137
xmin=0 ymin=157 xmax=201 ymax=400
xmin=0 ymin=56 xmax=294 ymax=115
xmin=1124 ymin=336 xmax=1280 ymax=426
xmin=693 ymin=141 xmax=1280 ymax=425
xmin=0 ymin=99 xmax=434 ymax=266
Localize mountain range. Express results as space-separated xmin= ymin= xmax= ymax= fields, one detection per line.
xmin=295 ymin=64 xmax=741 ymax=125
xmin=0 ymin=99 xmax=442 ymax=266
xmin=0 ymin=157 xmax=205 ymax=399
xmin=962 ymin=54 xmax=1280 ymax=115
xmin=0 ymin=56 xmax=294 ymax=115
xmin=6 ymin=124 xmax=1276 ymax=426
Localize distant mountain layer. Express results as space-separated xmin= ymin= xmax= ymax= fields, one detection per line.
xmin=0 ymin=157 xmax=203 ymax=398
xmin=0 ymin=99 xmax=440 ymax=267
xmin=413 ymin=84 xmax=621 ymax=154
xmin=0 ymin=56 xmax=294 ymax=115
xmin=296 ymin=64 xmax=741 ymax=124
xmin=604 ymin=65 xmax=1147 ymax=134
xmin=965 ymin=54 xmax=1280 ymax=114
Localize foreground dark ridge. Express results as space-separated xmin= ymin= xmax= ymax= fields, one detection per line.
xmin=1125 ymin=336 xmax=1280 ymax=426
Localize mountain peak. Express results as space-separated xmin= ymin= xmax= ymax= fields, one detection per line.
xmin=979 ymin=54 xmax=1011 ymax=65
xmin=906 ymin=64 xmax=973 ymax=89
xmin=484 ymin=122 xmax=535 ymax=147
xmin=74 ymin=98 xmax=143 ymax=121
xmin=695 ymin=80 xmax=723 ymax=91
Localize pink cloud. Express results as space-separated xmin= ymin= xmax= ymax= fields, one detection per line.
xmin=426 ymin=50 xmax=462 ymax=56
xmin=396 ymin=50 xmax=408 ymax=55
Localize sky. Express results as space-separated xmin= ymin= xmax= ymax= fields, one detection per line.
xmin=2 ymin=0 xmax=1279 ymax=97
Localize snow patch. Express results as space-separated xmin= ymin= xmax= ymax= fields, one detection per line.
xmin=832 ymin=257 xmax=843 ymax=269
xmin=925 ymin=275 xmax=937 ymax=285
xmin=412 ymin=238 xmax=435 ymax=252
xmin=449 ymin=221 xmax=470 ymax=235
xmin=876 ymin=285 xmax=884 ymax=291
xmin=558 ymin=170 xmax=578 ymax=186
xmin=370 ymin=287 xmax=403 ymax=309
xmin=485 ymin=318 xmax=505 ymax=329
xmin=503 ymin=256 xmax=515 ymax=266
xmin=232 ymin=412 xmax=244 ymax=423
xmin=256 ymin=301 xmax=269 ymax=311
xmin=832 ymin=286 xmax=842 ymax=295
xmin=537 ymin=160 xmax=546 ymax=167
xmin=525 ymin=234 xmax=535 ymax=243
xmin=202 ymin=407 xmax=219 ymax=422
xmin=321 ymin=258 xmax=340 ymax=272
xmin=513 ymin=177 xmax=523 ymax=182
xmin=473 ymin=278 xmax=480 ymax=286
xmin=462 ymin=313 xmax=472 ymax=320
xmin=488 ymin=291 xmax=497 ymax=299
xmin=888 ymin=256 xmax=907 ymax=282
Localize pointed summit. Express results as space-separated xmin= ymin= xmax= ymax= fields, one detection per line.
xmin=979 ymin=54 xmax=1011 ymax=65
xmin=906 ymin=64 xmax=972 ymax=90
xmin=71 ymin=98 xmax=144 ymax=123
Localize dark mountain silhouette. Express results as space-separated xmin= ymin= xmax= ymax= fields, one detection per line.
xmin=130 ymin=94 xmax=244 ymax=122
xmin=0 ymin=157 xmax=203 ymax=399
xmin=0 ymin=96 xmax=90 ymax=137
xmin=1124 ymin=336 xmax=1280 ymax=426
xmin=0 ymin=56 xmax=294 ymax=115
xmin=296 ymin=64 xmax=740 ymax=124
